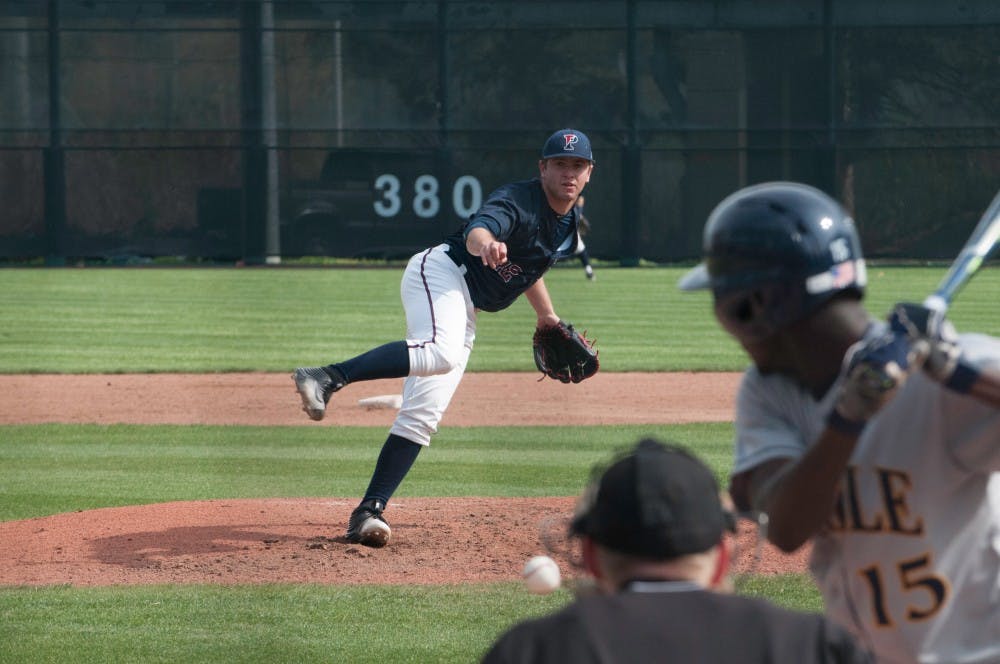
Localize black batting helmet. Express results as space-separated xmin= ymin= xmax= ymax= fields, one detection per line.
xmin=678 ymin=182 xmax=866 ymax=344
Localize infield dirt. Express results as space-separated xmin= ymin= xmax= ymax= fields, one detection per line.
xmin=0 ymin=372 xmax=809 ymax=586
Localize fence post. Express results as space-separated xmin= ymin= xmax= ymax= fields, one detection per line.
xmin=43 ymin=0 xmax=66 ymax=266
xmin=240 ymin=0 xmax=279 ymax=265
xmin=619 ymin=0 xmax=641 ymax=267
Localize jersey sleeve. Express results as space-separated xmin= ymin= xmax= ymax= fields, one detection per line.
xmin=732 ymin=369 xmax=813 ymax=476
xmin=942 ymin=333 xmax=1000 ymax=472
xmin=465 ymin=185 xmax=521 ymax=242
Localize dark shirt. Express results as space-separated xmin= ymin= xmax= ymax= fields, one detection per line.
xmin=482 ymin=583 xmax=872 ymax=664
xmin=444 ymin=178 xmax=579 ymax=312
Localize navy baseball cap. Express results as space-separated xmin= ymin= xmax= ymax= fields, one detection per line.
xmin=570 ymin=438 xmax=732 ymax=558
xmin=541 ymin=129 xmax=594 ymax=162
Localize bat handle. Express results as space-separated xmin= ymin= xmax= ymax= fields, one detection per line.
xmin=923 ymin=294 xmax=948 ymax=313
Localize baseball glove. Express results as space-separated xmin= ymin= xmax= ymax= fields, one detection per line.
xmin=532 ymin=321 xmax=599 ymax=384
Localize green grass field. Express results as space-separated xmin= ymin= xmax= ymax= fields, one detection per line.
xmin=2 ymin=263 xmax=997 ymax=373
xmin=0 ymin=423 xmax=740 ymax=523
xmin=1 ymin=264 xmax=997 ymax=662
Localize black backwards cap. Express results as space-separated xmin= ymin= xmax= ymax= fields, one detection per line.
xmin=570 ymin=438 xmax=731 ymax=558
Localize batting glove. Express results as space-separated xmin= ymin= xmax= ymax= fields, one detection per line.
xmin=828 ymin=332 xmax=915 ymax=434
xmin=888 ymin=302 xmax=980 ymax=393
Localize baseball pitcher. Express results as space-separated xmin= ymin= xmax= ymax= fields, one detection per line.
xmin=294 ymin=129 xmax=599 ymax=548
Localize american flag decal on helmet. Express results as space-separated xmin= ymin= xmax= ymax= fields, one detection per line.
xmin=805 ymin=259 xmax=867 ymax=294
xmin=830 ymin=259 xmax=856 ymax=288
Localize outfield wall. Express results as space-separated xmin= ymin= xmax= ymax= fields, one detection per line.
xmin=0 ymin=1 xmax=997 ymax=263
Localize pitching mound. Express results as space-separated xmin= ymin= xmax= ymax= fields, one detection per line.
xmin=0 ymin=497 xmax=808 ymax=587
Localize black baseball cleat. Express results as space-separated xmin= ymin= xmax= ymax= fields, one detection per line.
xmin=293 ymin=367 xmax=345 ymax=421
xmin=345 ymin=498 xmax=391 ymax=548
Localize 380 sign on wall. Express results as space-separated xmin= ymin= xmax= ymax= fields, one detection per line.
xmin=283 ymin=149 xmax=489 ymax=257
xmin=373 ymin=173 xmax=483 ymax=220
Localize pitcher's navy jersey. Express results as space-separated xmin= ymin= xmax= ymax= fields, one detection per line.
xmin=444 ymin=178 xmax=579 ymax=312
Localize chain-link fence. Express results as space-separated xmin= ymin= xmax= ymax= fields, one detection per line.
xmin=1 ymin=1 xmax=997 ymax=263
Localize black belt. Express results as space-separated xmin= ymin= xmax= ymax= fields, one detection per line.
xmin=444 ymin=245 xmax=463 ymax=268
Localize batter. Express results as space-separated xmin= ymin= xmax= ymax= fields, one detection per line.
xmin=294 ymin=129 xmax=595 ymax=547
xmin=680 ymin=182 xmax=1000 ymax=663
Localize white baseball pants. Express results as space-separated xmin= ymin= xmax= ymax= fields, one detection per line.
xmin=390 ymin=244 xmax=476 ymax=446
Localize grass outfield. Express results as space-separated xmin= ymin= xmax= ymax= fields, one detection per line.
xmin=1 ymin=265 xmax=997 ymax=662
xmin=1 ymin=264 xmax=997 ymax=373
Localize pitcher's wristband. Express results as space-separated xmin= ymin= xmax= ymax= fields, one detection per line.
xmin=944 ymin=362 xmax=980 ymax=394
xmin=826 ymin=408 xmax=866 ymax=436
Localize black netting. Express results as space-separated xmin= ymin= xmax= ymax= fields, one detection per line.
xmin=0 ymin=1 xmax=997 ymax=262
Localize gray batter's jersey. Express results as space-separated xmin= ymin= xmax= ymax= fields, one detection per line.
xmin=732 ymin=322 xmax=1000 ymax=664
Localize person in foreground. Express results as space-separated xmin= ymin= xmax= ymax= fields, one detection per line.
xmin=293 ymin=129 xmax=598 ymax=547
xmin=679 ymin=181 xmax=1000 ymax=663
xmin=482 ymin=438 xmax=873 ymax=664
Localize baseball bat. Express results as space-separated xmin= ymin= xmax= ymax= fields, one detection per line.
xmin=923 ymin=188 xmax=1000 ymax=313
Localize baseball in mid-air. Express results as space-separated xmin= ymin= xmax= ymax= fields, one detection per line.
xmin=522 ymin=555 xmax=560 ymax=594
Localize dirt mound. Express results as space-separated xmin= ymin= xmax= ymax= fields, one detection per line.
xmin=0 ymin=497 xmax=807 ymax=587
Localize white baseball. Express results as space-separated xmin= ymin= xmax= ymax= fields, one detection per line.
xmin=522 ymin=555 xmax=560 ymax=594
